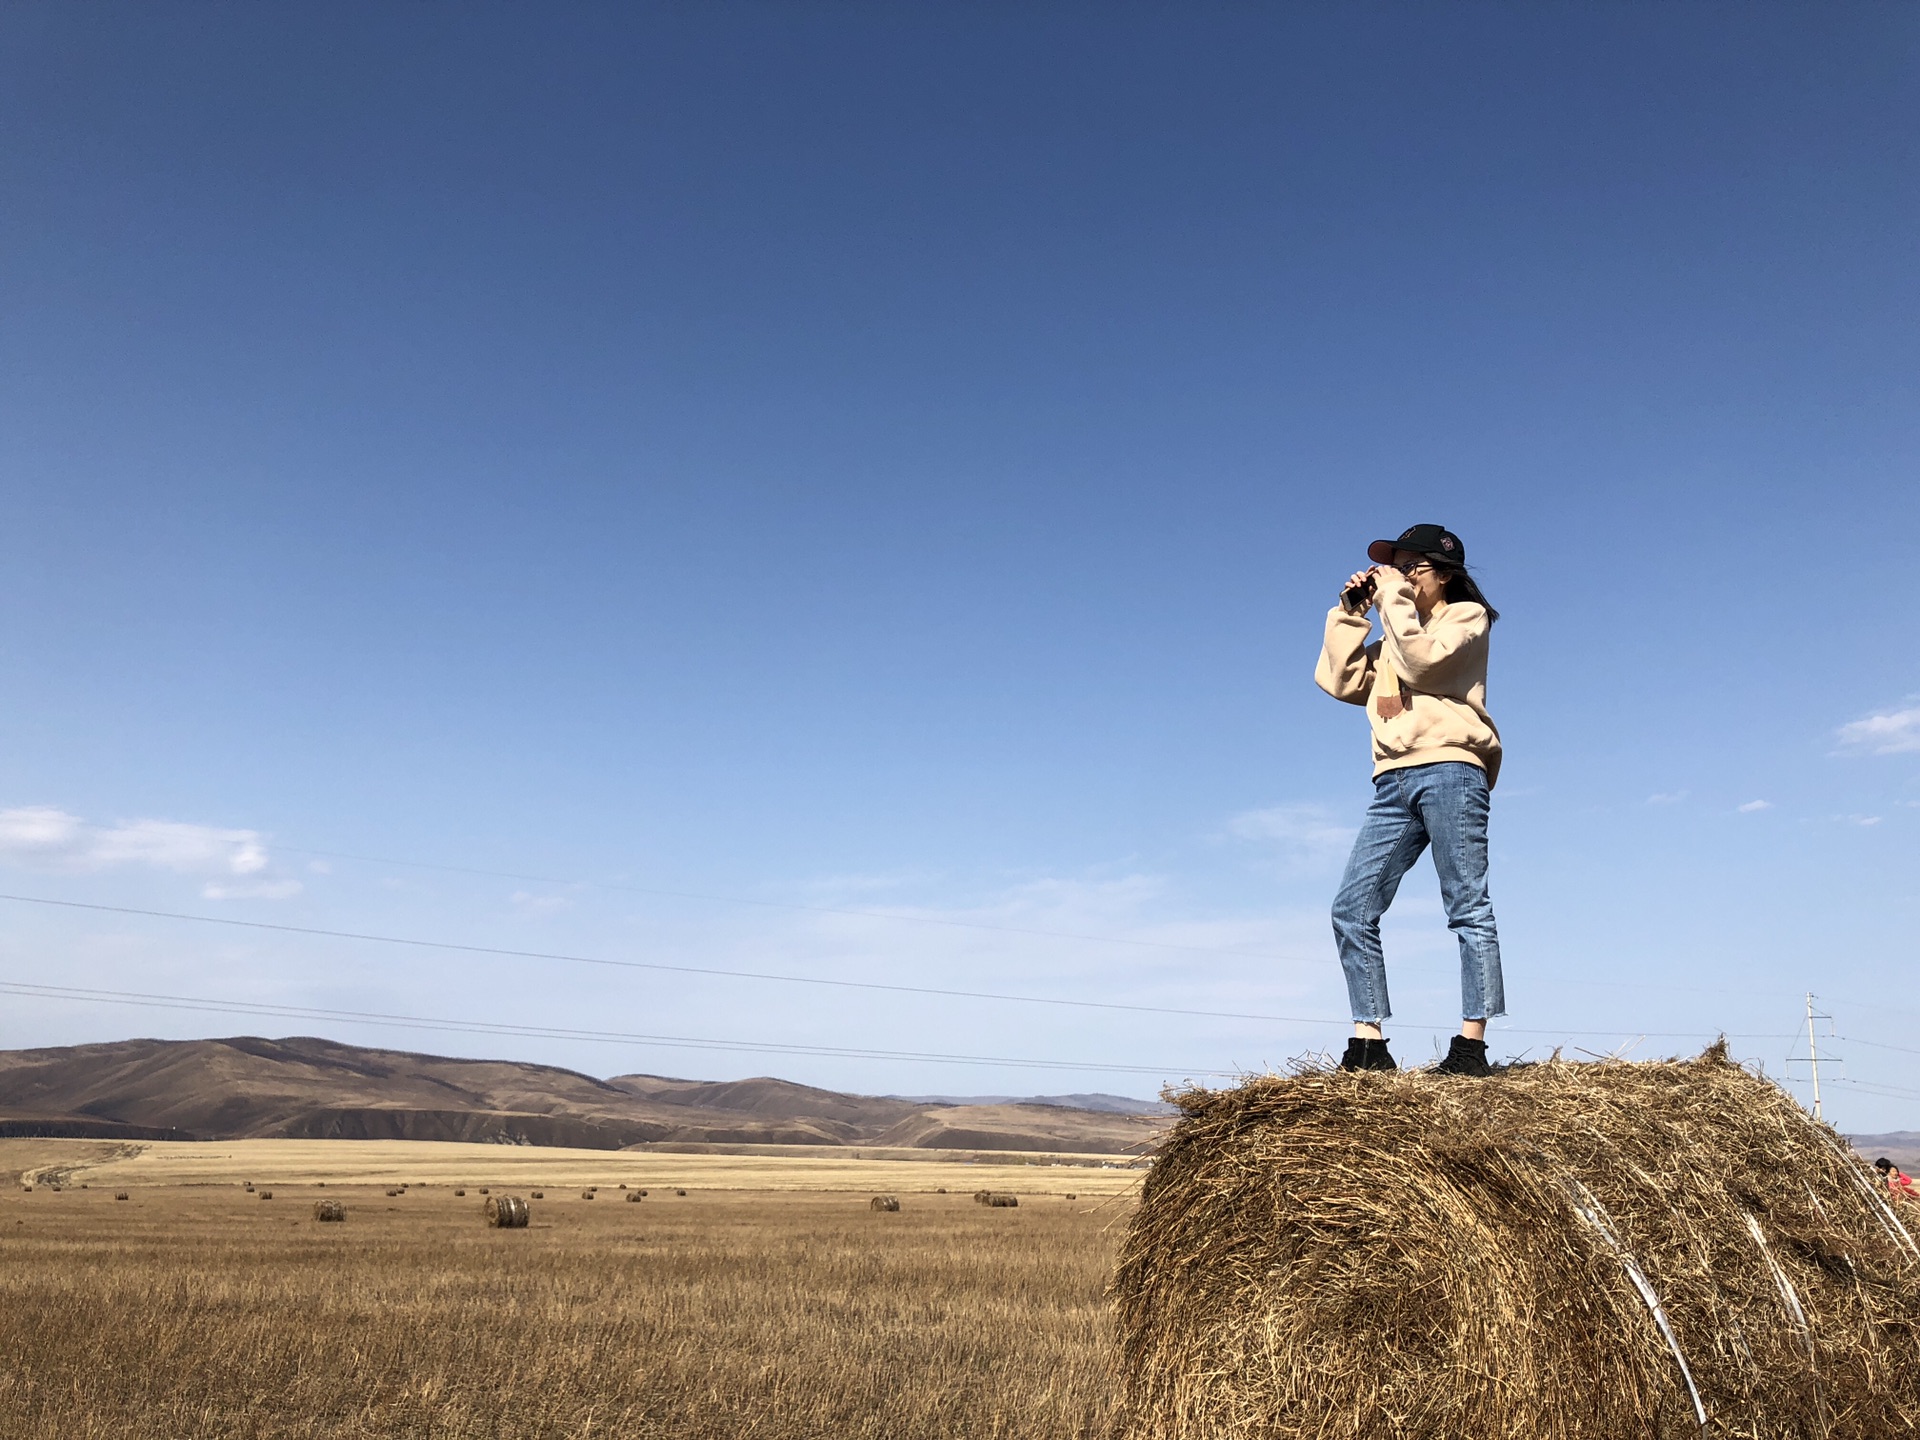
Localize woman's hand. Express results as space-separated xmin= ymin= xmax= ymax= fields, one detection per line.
xmin=1341 ymin=569 xmax=1375 ymax=613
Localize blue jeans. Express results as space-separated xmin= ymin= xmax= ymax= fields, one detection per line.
xmin=1332 ymin=761 xmax=1504 ymax=1024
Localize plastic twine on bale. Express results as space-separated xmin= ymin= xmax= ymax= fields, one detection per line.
xmin=1558 ymin=1175 xmax=1709 ymax=1432
xmin=1743 ymin=1213 xmax=1814 ymax=1359
xmin=1743 ymin=1212 xmax=1829 ymax=1440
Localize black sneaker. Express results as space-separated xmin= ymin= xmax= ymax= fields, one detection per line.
xmin=1433 ymin=1035 xmax=1493 ymax=1077
xmin=1339 ymin=1038 xmax=1397 ymax=1072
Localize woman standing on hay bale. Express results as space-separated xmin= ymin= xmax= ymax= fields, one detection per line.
xmin=1316 ymin=523 xmax=1502 ymax=1077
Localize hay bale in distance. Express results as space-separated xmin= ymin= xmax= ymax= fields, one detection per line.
xmin=986 ymin=1193 xmax=1018 ymax=1208
xmin=454 ymin=1189 xmax=465 ymax=1197
xmin=312 ymin=1200 xmax=346 ymax=1222
xmin=1112 ymin=1044 xmax=1920 ymax=1440
xmin=484 ymin=1195 xmax=531 ymax=1229
xmin=258 ymin=1191 xmax=273 ymax=1200
xmin=869 ymin=1195 xmax=901 ymax=1212
xmin=625 ymin=1191 xmax=643 ymax=1202
xmin=114 ymin=1193 xmax=128 ymax=1201
xmin=478 ymin=1187 xmax=489 ymax=1195
xmin=972 ymin=1189 xmax=993 ymax=1205
xmin=675 ymin=1189 xmax=687 ymax=1197
xmin=580 ymin=1190 xmax=594 ymax=1200
xmin=531 ymin=1191 xmax=544 ymax=1200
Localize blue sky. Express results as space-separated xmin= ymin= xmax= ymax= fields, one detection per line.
xmin=1 ymin=4 xmax=1915 ymax=1128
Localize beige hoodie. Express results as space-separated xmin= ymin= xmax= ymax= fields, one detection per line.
xmin=1314 ymin=569 xmax=1502 ymax=787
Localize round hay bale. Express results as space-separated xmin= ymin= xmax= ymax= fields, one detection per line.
xmin=1112 ymin=1044 xmax=1920 ymax=1440
xmin=257 ymin=1190 xmax=273 ymax=1200
xmin=531 ymin=1191 xmax=544 ymax=1200
xmin=626 ymin=1191 xmax=643 ymax=1202
xmin=580 ymin=1190 xmax=594 ymax=1200
xmin=114 ymin=1192 xmax=129 ymax=1201
xmin=675 ymin=1189 xmax=687 ymax=1197
xmin=1065 ymin=1193 xmax=1077 ymax=1200
xmin=636 ymin=1189 xmax=647 ymax=1197
xmin=454 ymin=1189 xmax=465 ymax=1197
xmin=973 ymin=1189 xmax=993 ymax=1205
xmin=478 ymin=1187 xmax=489 ymax=1195
xmin=936 ymin=1187 xmax=947 ymax=1194
xmin=618 ymin=1183 xmax=627 ymax=1189
xmin=869 ymin=1195 xmax=901 ymax=1212
xmin=986 ymin=1193 xmax=1018 ymax=1207
xmin=312 ymin=1200 xmax=345 ymax=1222
xmin=484 ymin=1194 xmax=530 ymax=1229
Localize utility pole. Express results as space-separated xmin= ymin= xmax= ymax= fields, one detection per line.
xmin=1805 ymin=992 xmax=1823 ymax=1122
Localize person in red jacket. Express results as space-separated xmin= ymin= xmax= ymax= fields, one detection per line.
xmin=1875 ymin=1157 xmax=1915 ymax=1204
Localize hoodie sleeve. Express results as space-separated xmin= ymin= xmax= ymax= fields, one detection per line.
xmin=1315 ymin=605 xmax=1379 ymax=705
xmin=1375 ymin=573 xmax=1487 ymax=688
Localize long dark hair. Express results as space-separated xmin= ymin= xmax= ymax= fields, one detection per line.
xmin=1434 ymin=562 xmax=1499 ymax=623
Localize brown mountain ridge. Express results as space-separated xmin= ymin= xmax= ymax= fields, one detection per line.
xmin=0 ymin=1036 xmax=1162 ymax=1154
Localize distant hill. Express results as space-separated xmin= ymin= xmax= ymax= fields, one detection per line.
xmin=892 ymin=1092 xmax=1179 ymax=1116
xmin=1850 ymin=1131 xmax=1920 ymax=1174
xmin=0 ymin=1036 xmax=1164 ymax=1155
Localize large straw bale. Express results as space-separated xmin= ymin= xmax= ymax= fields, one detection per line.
xmin=1112 ymin=1044 xmax=1920 ymax=1440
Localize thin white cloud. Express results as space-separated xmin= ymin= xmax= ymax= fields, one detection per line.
xmin=1646 ymin=791 xmax=1688 ymax=806
xmin=202 ymin=879 xmax=304 ymax=900
xmin=1835 ymin=702 xmax=1920 ymax=756
xmin=1736 ymin=800 xmax=1772 ymax=813
xmin=1228 ymin=804 xmax=1357 ymax=861
xmin=510 ymin=889 xmax=574 ymax=914
xmin=0 ymin=806 xmax=296 ymax=896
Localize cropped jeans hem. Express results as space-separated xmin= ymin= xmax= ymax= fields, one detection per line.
xmin=1331 ymin=760 xmax=1505 ymax=1025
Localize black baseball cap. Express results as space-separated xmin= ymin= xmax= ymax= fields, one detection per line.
xmin=1368 ymin=524 xmax=1464 ymax=567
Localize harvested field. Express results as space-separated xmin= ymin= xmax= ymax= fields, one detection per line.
xmin=0 ymin=1147 xmax=1126 ymax=1438
xmin=0 ymin=1136 xmax=1143 ymax=1195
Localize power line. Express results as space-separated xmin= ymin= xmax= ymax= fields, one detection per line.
xmin=1838 ymin=1035 xmax=1920 ymax=1059
xmin=1831 ymin=1077 xmax=1920 ymax=1103
xmin=0 ymin=980 xmax=1233 ymax=1079
xmin=0 ymin=890 xmax=1337 ymax=1027
xmin=278 ymin=843 xmax=1310 ymax=964
xmin=283 ymin=843 xmax=1795 ymax=1009
xmin=0 ymin=890 xmax=1801 ymax=1040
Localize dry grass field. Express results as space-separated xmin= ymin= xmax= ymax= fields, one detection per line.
xmin=0 ymin=1140 xmax=1133 ymax=1438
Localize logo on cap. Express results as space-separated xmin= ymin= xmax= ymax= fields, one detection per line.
xmin=1441 ymin=536 xmax=1456 ymax=551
